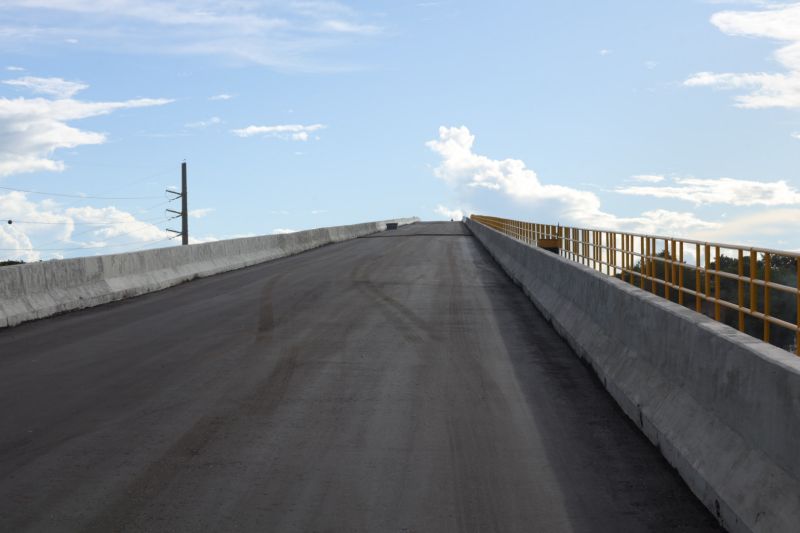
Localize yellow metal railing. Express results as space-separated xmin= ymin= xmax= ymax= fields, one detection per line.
xmin=471 ymin=214 xmax=800 ymax=355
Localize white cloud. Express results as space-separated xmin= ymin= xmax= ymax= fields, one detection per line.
xmin=792 ymin=131 xmax=800 ymax=140
xmin=189 ymin=232 xmax=256 ymax=244
xmin=0 ymin=223 xmax=36 ymax=261
xmin=209 ymin=93 xmax=233 ymax=101
xmin=0 ymin=191 xmax=167 ymax=261
xmin=6 ymin=66 xmax=25 ymax=72
xmin=1 ymin=0 xmax=287 ymax=31
xmin=231 ymin=123 xmax=325 ymax=141
xmin=599 ymin=49 xmax=611 ymax=56
xmin=3 ymin=76 xmax=88 ymax=98
xmin=185 ymin=116 xmax=221 ymax=128
xmin=64 ymin=205 xmax=165 ymax=241
xmin=188 ymin=207 xmax=214 ymax=218
xmin=0 ymin=1 xmax=381 ymax=70
xmin=616 ymin=176 xmax=800 ymax=206
xmin=0 ymin=79 xmax=171 ymax=177
xmin=272 ymin=228 xmax=297 ymax=234
xmin=427 ymin=126 xmax=618 ymax=227
xmin=699 ymin=208 xmax=800 ymax=245
xmin=320 ymin=19 xmax=380 ymax=35
xmin=426 ymin=126 xmax=719 ymax=235
xmin=434 ymin=205 xmax=464 ymax=220
xmin=630 ymin=174 xmax=665 ymax=183
xmin=644 ymin=60 xmax=658 ymax=70
xmin=188 ymin=235 xmax=218 ymax=244
xmin=685 ymin=3 xmax=800 ymax=108
xmin=628 ymin=209 xmax=720 ymax=235
xmin=428 ymin=126 xmax=800 ymax=250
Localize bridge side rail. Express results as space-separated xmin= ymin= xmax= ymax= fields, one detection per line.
xmin=472 ymin=214 xmax=800 ymax=355
xmin=467 ymin=215 xmax=800 ymax=533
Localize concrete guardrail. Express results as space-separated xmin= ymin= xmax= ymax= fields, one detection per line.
xmin=466 ymin=217 xmax=800 ymax=533
xmin=0 ymin=218 xmax=419 ymax=329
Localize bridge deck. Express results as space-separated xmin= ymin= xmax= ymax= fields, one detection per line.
xmin=0 ymin=222 xmax=720 ymax=532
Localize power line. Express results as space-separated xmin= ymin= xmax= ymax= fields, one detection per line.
xmin=13 ymin=166 xmax=176 ymax=215
xmin=0 ymin=236 xmax=171 ymax=252
xmin=3 ymin=215 xmax=170 ymax=226
xmin=25 ymin=216 xmax=171 ymax=252
xmin=2 ymin=166 xmax=181 ymax=252
xmin=84 ymin=166 xmax=175 ymax=196
xmin=0 ymin=163 xmax=189 ymax=258
xmin=136 ymin=197 xmax=179 ymax=213
xmin=0 ymin=185 xmax=163 ymax=200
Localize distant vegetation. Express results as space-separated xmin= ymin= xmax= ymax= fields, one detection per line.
xmin=624 ymin=251 xmax=797 ymax=352
xmin=0 ymin=260 xmax=24 ymax=267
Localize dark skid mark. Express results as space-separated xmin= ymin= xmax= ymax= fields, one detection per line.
xmin=361 ymin=234 xmax=472 ymax=238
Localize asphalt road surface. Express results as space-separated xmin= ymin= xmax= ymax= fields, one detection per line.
xmin=0 ymin=222 xmax=721 ymax=532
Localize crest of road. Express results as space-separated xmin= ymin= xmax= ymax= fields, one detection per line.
xmin=0 ymin=222 xmax=721 ymax=531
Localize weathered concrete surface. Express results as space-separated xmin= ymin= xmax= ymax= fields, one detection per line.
xmin=0 ymin=218 xmax=418 ymax=329
xmin=466 ymin=217 xmax=800 ymax=533
xmin=0 ymin=222 xmax=719 ymax=532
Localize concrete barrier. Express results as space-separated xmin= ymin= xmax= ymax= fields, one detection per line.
xmin=0 ymin=218 xmax=419 ymax=329
xmin=466 ymin=218 xmax=800 ymax=533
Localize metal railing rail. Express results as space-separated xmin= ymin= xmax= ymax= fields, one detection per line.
xmin=471 ymin=214 xmax=800 ymax=355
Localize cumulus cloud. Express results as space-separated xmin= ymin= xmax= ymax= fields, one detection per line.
xmin=685 ymin=2 xmax=800 ymax=108
xmin=209 ymin=93 xmax=233 ymax=101
xmin=616 ymin=176 xmax=800 ymax=206
xmin=792 ymin=132 xmax=800 ymax=140
xmin=0 ymin=77 xmax=171 ymax=177
xmin=427 ymin=126 xmax=720 ymax=236
xmin=429 ymin=126 xmax=800 ymax=249
xmin=0 ymin=191 xmax=167 ymax=261
xmin=0 ymin=1 xmax=382 ymax=71
xmin=231 ymin=123 xmax=325 ymax=141
xmin=434 ymin=205 xmax=464 ymax=220
xmin=65 ymin=205 xmax=165 ymax=241
xmin=427 ymin=126 xmax=620 ymax=228
xmin=272 ymin=228 xmax=297 ymax=234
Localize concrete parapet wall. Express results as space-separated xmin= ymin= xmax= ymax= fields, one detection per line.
xmin=466 ymin=218 xmax=800 ymax=533
xmin=0 ymin=218 xmax=418 ymax=329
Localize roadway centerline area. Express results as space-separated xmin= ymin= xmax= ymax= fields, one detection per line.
xmin=0 ymin=221 xmax=720 ymax=532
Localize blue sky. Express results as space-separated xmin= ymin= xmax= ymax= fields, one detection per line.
xmin=1 ymin=0 xmax=799 ymax=260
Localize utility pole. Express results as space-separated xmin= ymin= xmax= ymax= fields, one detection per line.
xmin=166 ymin=161 xmax=189 ymax=245
xmin=181 ymin=162 xmax=188 ymax=245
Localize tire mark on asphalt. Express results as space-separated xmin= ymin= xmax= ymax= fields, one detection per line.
xmin=80 ymin=413 xmax=227 ymax=533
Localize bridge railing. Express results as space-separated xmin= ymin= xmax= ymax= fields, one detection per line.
xmin=471 ymin=214 xmax=800 ymax=355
